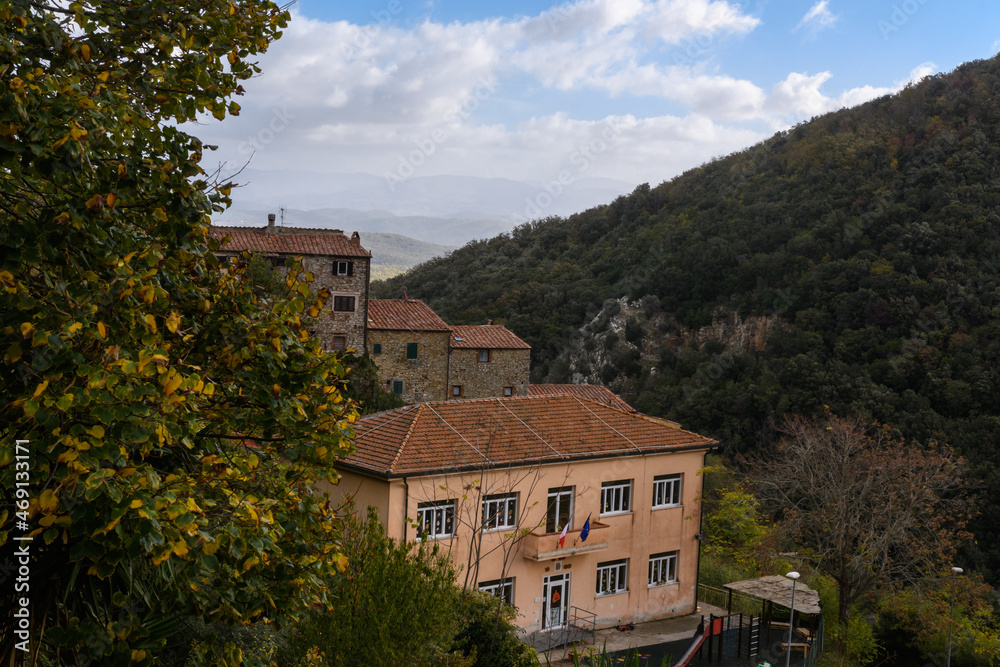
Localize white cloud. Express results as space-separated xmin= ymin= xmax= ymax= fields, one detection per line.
xmin=187 ymin=2 xmax=929 ymax=195
xmin=795 ymin=1 xmax=838 ymax=34
xmin=907 ymin=62 xmax=937 ymax=84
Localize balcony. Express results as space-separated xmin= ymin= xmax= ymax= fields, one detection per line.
xmin=522 ymin=521 xmax=610 ymax=561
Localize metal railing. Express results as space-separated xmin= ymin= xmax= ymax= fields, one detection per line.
xmin=697 ymin=583 xmax=763 ymax=617
xmin=529 ymin=606 xmax=597 ymax=653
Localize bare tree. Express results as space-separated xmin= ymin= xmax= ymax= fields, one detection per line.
xmin=750 ymin=412 xmax=972 ymax=625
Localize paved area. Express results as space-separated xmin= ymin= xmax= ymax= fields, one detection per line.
xmin=538 ymin=603 xmax=729 ymax=665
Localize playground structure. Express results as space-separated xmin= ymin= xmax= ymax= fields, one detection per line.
xmin=671 ymin=577 xmax=824 ymax=667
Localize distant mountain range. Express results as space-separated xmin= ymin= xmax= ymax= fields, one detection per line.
xmin=214 ymin=170 xmax=636 ymax=246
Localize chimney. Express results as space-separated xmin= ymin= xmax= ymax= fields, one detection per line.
xmin=266 ymin=213 xmax=276 ymax=234
xmin=351 ymin=231 xmax=361 ymax=247
xmin=487 ymin=319 xmax=494 ymax=325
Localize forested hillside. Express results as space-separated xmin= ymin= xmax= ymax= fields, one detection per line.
xmin=374 ymin=55 xmax=1000 ymax=581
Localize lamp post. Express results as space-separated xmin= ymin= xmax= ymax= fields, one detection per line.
xmin=947 ymin=566 xmax=963 ymax=667
xmin=785 ymin=571 xmax=800 ymax=667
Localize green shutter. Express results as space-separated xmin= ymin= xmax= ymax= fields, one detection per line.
xmin=392 ymin=380 xmax=403 ymax=394
xmin=373 ymin=343 xmax=382 ymax=355
xmin=406 ymin=342 xmax=418 ymax=359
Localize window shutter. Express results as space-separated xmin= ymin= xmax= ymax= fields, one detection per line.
xmin=347 ymin=261 xmax=353 ymax=276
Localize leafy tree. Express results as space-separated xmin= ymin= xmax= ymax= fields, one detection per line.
xmin=873 ymin=572 xmax=1000 ymax=667
xmin=0 ymin=1 xmax=358 ymax=663
xmin=750 ymin=412 xmax=971 ymax=625
xmin=452 ymin=590 xmax=539 ymax=667
xmin=277 ymin=507 xmax=469 ymax=667
xmin=699 ymin=472 xmax=770 ymax=572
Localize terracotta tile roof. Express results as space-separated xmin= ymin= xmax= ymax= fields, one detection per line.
xmin=450 ymin=325 xmax=531 ymax=350
xmin=210 ymin=226 xmax=371 ymax=258
xmin=528 ymin=384 xmax=636 ymax=413
xmin=342 ymin=395 xmax=715 ymax=477
xmin=367 ymin=299 xmax=451 ymax=332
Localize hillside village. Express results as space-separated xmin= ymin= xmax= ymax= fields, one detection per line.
xmin=7 ymin=3 xmax=1000 ymax=667
xmin=211 ymin=218 xmax=723 ymax=654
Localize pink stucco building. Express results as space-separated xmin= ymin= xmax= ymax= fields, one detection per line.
xmin=324 ymin=394 xmax=716 ymax=636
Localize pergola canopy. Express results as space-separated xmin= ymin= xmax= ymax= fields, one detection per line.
xmin=724 ymin=575 xmax=822 ymax=615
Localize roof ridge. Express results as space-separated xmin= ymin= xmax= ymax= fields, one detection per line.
xmin=388 ymin=404 xmax=424 ymax=472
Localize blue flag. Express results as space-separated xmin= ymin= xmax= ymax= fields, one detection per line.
xmin=580 ymin=513 xmax=592 ymax=542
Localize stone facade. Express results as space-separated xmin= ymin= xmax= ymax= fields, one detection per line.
xmin=448 ymin=324 xmax=531 ymax=400
xmin=367 ymin=299 xmax=453 ymax=404
xmin=448 ymin=348 xmax=530 ymax=399
xmin=369 ymin=328 xmax=450 ymax=403
xmin=211 ymin=218 xmax=371 ymax=353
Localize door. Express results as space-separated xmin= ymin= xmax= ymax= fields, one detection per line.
xmin=542 ymin=573 xmax=570 ymax=629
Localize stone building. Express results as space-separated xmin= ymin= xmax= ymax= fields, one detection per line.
xmin=367 ymin=299 xmax=451 ymax=403
xmin=448 ymin=324 xmax=530 ymax=399
xmin=211 ymin=215 xmax=371 ymax=353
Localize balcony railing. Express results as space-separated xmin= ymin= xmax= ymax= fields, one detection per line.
xmin=522 ymin=521 xmax=610 ymax=560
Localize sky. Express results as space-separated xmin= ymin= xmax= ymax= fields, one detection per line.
xmin=190 ymin=0 xmax=1000 ymax=191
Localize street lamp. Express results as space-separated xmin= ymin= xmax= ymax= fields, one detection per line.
xmin=785 ymin=571 xmax=800 ymax=667
xmin=947 ymin=566 xmax=963 ymax=667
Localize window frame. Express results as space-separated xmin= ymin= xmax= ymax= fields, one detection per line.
xmin=652 ymin=474 xmax=682 ymax=509
xmin=391 ymin=379 xmax=403 ymax=395
xmin=481 ymin=493 xmax=518 ymax=532
xmin=503 ymin=386 xmax=514 ymax=397
xmin=478 ymin=348 xmax=490 ymax=363
xmin=452 ymin=385 xmax=463 ymax=397
xmin=331 ymin=335 xmax=347 ymax=351
xmin=416 ymin=499 xmax=455 ymax=540
xmin=648 ymin=551 xmax=678 ymax=587
xmin=596 ymin=558 xmax=629 ymax=597
xmin=406 ymin=342 xmax=418 ymax=359
xmin=546 ymin=486 xmax=574 ymax=534
xmin=372 ymin=343 xmax=382 ymax=355
xmin=478 ymin=578 xmax=514 ymax=606
xmin=332 ymin=295 xmax=356 ymax=312
xmin=600 ymin=480 xmax=633 ymax=516
xmin=333 ymin=260 xmax=354 ymax=276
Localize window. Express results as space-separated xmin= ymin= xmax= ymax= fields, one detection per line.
xmin=373 ymin=343 xmax=382 ymax=355
xmin=334 ymin=261 xmax=353 ymax=276
xmin=392 ymin=380 xmax=403 ymax=395
xmin=482 ymin=493 xmax=517 ymax=531
xmin=332 ymin=335 xmax=347 ymax=351
xmin=652 ymin=474 xmax=682 ymax=508
xmin=452 ymin=385 xmax=463 ymax=397
xmin=601 ymin=480 xmax=632 ymax=515
xmin=503 ymin=386 xmax=514 ymax=397
xmin=333 ymin=295 xmax=356 ymax=312
xmin=416 ymin=500 xmax=455 ymax=540
xmin=266 ymin=256 xmax=284 ymax=269
xmin=478 ymin=578 xmax=514 ymax=606
xmin=649 ymin=551 xmax=678 ymax=586
xmin=596 ymin=559 xmax=628 ymax=596
xmin=546 ymin=486 xmax=573 ymax=533
xmin=479 ymin=349 xmax=490 ymax=363
xmin=406 ymin=342 xmax=418 ymax=359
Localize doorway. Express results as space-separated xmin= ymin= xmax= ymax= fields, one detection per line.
xmin=542 ymin=573 xmax=570 ymax=630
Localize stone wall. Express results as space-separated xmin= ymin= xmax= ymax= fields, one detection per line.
xmin=369 ymin=329 xmax=450 ymax=403
xmin=447 ymin=348 xmax=530 ymax=399
xmin=298 ymin=255 xmax=370 ymax=354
